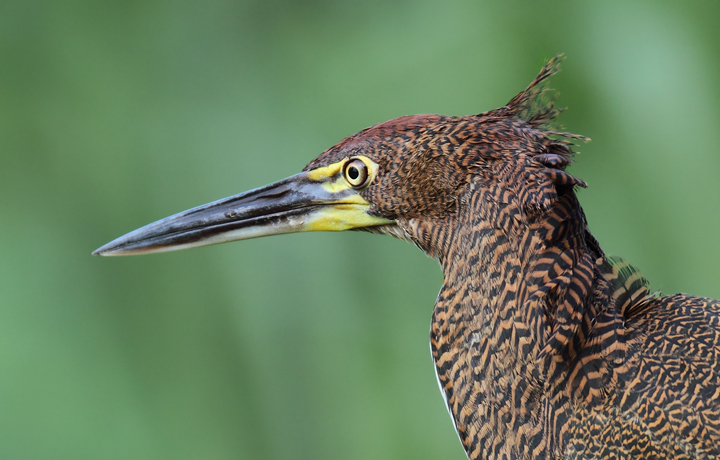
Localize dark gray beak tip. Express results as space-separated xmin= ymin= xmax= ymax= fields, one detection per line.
xmin=92 ymin=232 xmax=147 ymax=256
xmin=92 ymin=247 xmax=109 ymax=256
xmin=92 ymin=242 xmax=121 ymax=257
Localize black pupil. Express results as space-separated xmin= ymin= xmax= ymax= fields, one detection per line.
xmin=348 ymin=166 xmax=359 ymax=180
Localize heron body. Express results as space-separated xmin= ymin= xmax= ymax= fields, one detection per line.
xmin=95 ymin=58 xmax=720 ymax=459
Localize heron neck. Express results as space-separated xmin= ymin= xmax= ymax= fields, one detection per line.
xmin=437 ymin=189 xmax=605 ymax=359
xmin=429 ymin=189 xmax=615 ymax=443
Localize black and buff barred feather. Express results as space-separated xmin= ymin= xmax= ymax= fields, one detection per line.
xmin=305 ymin=57 xmax=720 ymax=459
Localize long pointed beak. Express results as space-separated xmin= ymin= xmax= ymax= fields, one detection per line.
xmin=93 ymin=160 xmax=392 ymax=256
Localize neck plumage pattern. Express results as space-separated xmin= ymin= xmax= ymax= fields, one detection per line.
xmin=429 ymin=179 xmax=656 ymax=458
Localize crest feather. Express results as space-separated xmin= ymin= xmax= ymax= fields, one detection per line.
xmin=486 ymin=55 xmax=590 ymax=144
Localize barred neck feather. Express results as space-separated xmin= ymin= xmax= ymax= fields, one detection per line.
xmin=429 ymin=180 xmax=657 ymax=457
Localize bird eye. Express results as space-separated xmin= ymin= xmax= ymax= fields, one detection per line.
xmin=344 ymin=159 xmax=369 ymax=188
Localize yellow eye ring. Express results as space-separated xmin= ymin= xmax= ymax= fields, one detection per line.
xmin=344 ymin=158 xmax=370 ymax=189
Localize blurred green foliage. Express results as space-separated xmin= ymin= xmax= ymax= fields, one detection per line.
xmin=1 ymin=1 xmax=719 ymax=459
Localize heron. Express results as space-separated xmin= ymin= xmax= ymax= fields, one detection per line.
xmin=94 ymin=57 xmax=720 ymax=459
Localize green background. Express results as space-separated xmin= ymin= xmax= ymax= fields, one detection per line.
xmin=2 ymin=1 xmax=719 ymax=459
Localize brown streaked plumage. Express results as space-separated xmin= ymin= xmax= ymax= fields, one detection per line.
xmin=94 ymin=57 xmax=720 ymax=459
